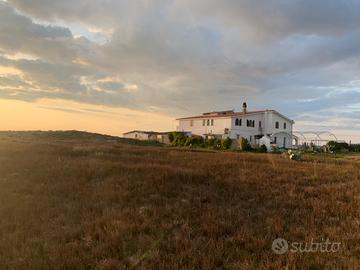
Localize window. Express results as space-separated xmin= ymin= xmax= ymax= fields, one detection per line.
xmin=284 ymin=122 xmax=287 ymax=129
xmin=235 ymin=118 xmax=242 ymax=126
xmin=203 ymin=119 xmax=205 ymax=126
xmin=250 ymin=135 xmax=252 ymax=142
xmin=274 ymin=136 xmax=277 ymax=144
xmin=207 ymin=119 xmax=210 ymax=126
xmin=259 ymin=121 xmax=262 ymax=128
xmin=283 ymin=137 xmax=286 ymax=148
xmin=190 ymin=120 xmax=194 ymax=127
xmin=211 ymin=119 xmax=214 ymax=126
xmin=247 ymin=120 xmax=255 ymax=127
xmin=275 ymin=121 xmax=279 ymax=129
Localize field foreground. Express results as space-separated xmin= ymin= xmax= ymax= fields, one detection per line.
xmin=0 ymin=131 xmax=359 ymax=269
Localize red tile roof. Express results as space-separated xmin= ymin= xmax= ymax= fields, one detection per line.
xmin=176 ymin=110 xmax=272 ymax=120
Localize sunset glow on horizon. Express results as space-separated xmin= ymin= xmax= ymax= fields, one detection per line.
xmin=0 ymin=0 xmax=360 ymax=142
xmin=0 ymin=99 xmax=173 ymax=136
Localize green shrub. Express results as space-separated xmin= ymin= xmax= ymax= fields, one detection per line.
xmin=271 ymin=145 xmax=281 ymax=154
xmin=184 ymin=137 xmax=192 ymax=147
xmin=191 ymin=136 xmax=204 ymax=147
xmin=288 ymin=150 xmax=302 ymax=161
xmin=213 ymin=139 xmax=222 ymax=149
xmin=169 ymin=133 xmax=229 ymax=150
xmin=326 ymin=141 xmax=349 ymax=152
xmin=168 ymin=132 xmax=175 ymax=143
xmin=349 ymin=144 xmax=360 ymax=152
xmin=240 ymin=138 xmax=252 ymax=151
xmin=181 ymin=136 xmax=204 ymax=147
xmin=169 ymin=132 xmax=187 ymax=147
xmin=206 ymin=138 xmax=215 ymax=147
xmin=259 ymin=144 xmax=268 ymax=153
xmin=221 ymin=138 xmax=232 ymax=150
xmin=169 ymin=132 xmax=205 ymax=148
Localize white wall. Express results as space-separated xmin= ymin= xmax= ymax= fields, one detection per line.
xmin=269 ymin=112 xmax=293 ymax=148
xmin=177 ymin=117 xmax=232 ymax=137
xmin=177 ymin=110 xmax=294 ymax=148
xmin=124 ymin=132 xmax=154 ymax=140
xmin=229 ymin=114 xmax=265 ymax=144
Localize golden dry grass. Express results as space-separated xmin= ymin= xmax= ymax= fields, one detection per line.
xmin=0 ymin=131 xmax=359 ymax=269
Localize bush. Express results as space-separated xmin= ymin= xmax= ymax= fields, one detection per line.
xmin=213 ymin=139 xmax=222 ymax=149
xmin=168 ymin=132 xmax=206 ymax=148
xmin=240 ymin=138 xmax=252 ymax=151
xmin=326 ymin=141 xmax=349 ymax=153
xmin=186 ymin=136 xmax=204 ymax=148
xmin=168 ymin=132 xmax=175 ymax=143
xmin=169 ymin=132 xmax=187 ymax=147
xmin=206 ymin=138 xmax=215 ymax=147
xmin=169 ymin=133 xmax=230 ymax=150
xmin=288 ymin=150 xmax=302 ymax=161
xmin=191 ymin=136 xmax=204 ymax=146
xmin=259 ymin=144 xmax=268 ymax=153
xmin=184 ymin=137 xmax=192 ymax=147
xmin=271 ymin=145 xmax=282 ymax=154
xmin=221 ymin=138 xmax=232 ymax=150
xmin=349 ymin=144 xmax=360 ymax=152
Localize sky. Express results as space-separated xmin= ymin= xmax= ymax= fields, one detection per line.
xmin=0 ymin=0 xmax=360 ymax=142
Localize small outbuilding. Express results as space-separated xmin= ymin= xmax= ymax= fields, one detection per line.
xmin=123 ymin=130 xmax=170 ymax=144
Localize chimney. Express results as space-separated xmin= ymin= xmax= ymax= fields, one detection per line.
xmin=242 ymin=102 xmax=247 ymax=113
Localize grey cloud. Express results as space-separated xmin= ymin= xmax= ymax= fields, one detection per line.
xmin=96 ymin=81 xmax=125 ymax=92
xmin=0 ymin=0 xmax=360 ymax=136
xmin=7 ymin=0 xmax=151 ymax=29
xmin=190 ymin=0 xmax=360 ymax=40
xmin=9 ymin=0 xmax=360 ymax=40
xmin=0 ymin=2 xmax=80 ymax=62
xmin=0 ymin=2 xmax=71 ymax=38
xmin=0 ymin=74 xmax=31 ymax=88
xmin=2 ymin=57 xmax=89 ymax=93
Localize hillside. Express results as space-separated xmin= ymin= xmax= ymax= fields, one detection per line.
xmin=0 ymin=130 xmax=163 ymax=146
xmin=0 ymin=131 xmax=359 ymax=269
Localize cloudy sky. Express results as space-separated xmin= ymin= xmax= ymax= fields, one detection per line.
xmin=1 ymin=0 xmax=360 ymax=141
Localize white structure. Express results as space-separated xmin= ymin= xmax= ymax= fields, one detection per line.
xmin=176 ymin=103 xmax=294 ymax=148
xmin=123 ymin=130 xmax=170 ymax=144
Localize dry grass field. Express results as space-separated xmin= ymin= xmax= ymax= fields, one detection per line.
xmin=0 ymin=131 xmax=359 ymax=269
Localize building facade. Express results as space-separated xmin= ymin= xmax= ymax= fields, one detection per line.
xmin=176 ymin=103 xmax=294 ymax=148
xmin=123 ymin=130 xmax=170 ymax=144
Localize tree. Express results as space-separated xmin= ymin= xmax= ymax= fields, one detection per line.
xmin=169 ymin=132 xmax=187 ymax=146
xmin=240 ymin=137 xmax=252 ymax=151
xmin=221 ymin=137 xmax=232 ymax=150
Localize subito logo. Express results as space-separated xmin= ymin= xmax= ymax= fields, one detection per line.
xmin=272 ymin=238 xmax=289 ymax=254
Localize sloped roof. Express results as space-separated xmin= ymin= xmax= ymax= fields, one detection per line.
xmin=123 ymin=130 xmax=170 ymax=135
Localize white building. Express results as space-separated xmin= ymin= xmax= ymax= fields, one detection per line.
xmin=176 ymin=103 xmax=294 ymax=148
xmin=123 ymin=130 xmax=170 ymax=144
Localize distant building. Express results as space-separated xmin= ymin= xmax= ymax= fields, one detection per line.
xmin=176 ymin=103 xmax=295 ymax=148
xmin=123 ymin=130 xmax=170 ymax=144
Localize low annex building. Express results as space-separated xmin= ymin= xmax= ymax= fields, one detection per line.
xmin=123 ymin=130 xmax=170 ymax=144
xmin=176 ymin=103 xmax=295 ymax=148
